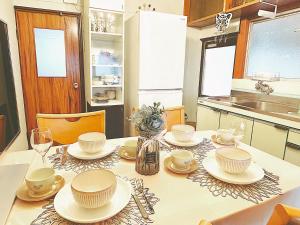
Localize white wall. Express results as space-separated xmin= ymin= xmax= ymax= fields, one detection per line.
xmin=0 ymin=0 xmax=28 ymax=152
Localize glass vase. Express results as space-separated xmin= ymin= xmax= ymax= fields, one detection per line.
xmin=135 ymin=136 xmax=160 ymax=176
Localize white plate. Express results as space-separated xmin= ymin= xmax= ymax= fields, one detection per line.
xmin=67 ymin=142 xmax=116 ymax=160
xmin=164 ymin=132 xmax=203 ymax=147
xmin=202 ymin=156 xmax=264 ymax=185
xmin=54 ymin=177 xmax=132 ymax=224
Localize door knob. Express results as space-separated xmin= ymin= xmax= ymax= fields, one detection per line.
xmin=73 ymin=82 xmax=79 ymax=89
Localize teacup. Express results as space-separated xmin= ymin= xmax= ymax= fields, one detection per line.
xmin=123 ymin=139 xmax=137 ymax=157
xmin=171 ymin=150 xmax=194 ymax=170
xmin=216 ymin=129 xmax=235 ymax=143
xmin=25 ymin=167 xmax=55 ymax=196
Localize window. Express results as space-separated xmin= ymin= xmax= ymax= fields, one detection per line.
xmin=246 ymin=12 xmax=300 ymax=79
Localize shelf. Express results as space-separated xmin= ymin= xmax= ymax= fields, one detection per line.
xmin=92 ymin=64 xmax=122 ymax=67
xmin=90 ymin=7 xmax=124 ymax=14
xmin=91 ymin=32 xmax=123 ymax=41
xmin=91 ymin=100 xmax=123 ymax=106
xmin=92 ymin=84 xmax=122 ymax=88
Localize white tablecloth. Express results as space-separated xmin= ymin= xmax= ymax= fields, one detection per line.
xmin=1 ymin=131 xmax=300 ymax=225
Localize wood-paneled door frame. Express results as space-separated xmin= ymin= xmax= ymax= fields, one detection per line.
xmin=15 ymin=7 xmax=85 ymax=138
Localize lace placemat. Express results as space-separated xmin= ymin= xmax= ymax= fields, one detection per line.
xmin=31 ymin=178 xmax=159 ymax=225
xmin=48 ymin=147 xmax=120 ymax=174
xmin=164 ymin=139 xmax=282 ymax=204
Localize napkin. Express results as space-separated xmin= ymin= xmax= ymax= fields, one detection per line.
xmin=0 ymin=164 xmax=29 ymax=225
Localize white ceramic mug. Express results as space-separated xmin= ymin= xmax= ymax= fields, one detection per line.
xmin=216 ymin=129 xmax=235 ymax=143
xmin=171 ymin=150 xmax=194 ymax=170
xmin=123 ymin=139 xmax=137 ymax=157
xmin=25 ymin=167 xmax=55 ymax=195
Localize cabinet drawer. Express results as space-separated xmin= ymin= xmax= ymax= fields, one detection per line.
xmin=284 ymin=130 xmax=300 ymax=166
xmin=196 ymin=105 xmax=220 ymax=131
xmin=219 ymin=112 xmax=253 ymax=145
xmin=251 ymin=120 xmax=288 ymax=159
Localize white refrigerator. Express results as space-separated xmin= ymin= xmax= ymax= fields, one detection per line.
xmin=125 ymin=11 xmax=187 ymax=134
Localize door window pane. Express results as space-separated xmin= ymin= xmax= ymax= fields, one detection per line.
xmin=34 ymin=28 xmax=67 ymax=77
xmin=246 ymin=13 xmax=300 ymax=79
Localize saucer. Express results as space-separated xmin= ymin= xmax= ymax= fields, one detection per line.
xmin=17 ymin=175 xmax=65 ymax=202
xmin=211 ymin=135 xmax=235 ymax=146
xmin=118 ymin=146 xmax=136 ymax=160
xmin=54 ymin=177 xmax=131 ymax=223
xmin=164 ymin=132 xmax=203 ymax=147
xmin=67 ymin=142 xmax=116 ymax=160
xmin=164 ymin=156 xmax=198 ymax=174
xmin=202 ymin=156 xmax=264 ymax=185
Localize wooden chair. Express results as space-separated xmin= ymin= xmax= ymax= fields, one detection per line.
xmin=0 ymin=115 xmax=6 ymax=149
xmin=164 ymin=106 xmax=185 ymax=131
xmin=267 ymin=204 xmax=300 ymax=225
xmin=36 ymin=111 xmax=105 ymax=145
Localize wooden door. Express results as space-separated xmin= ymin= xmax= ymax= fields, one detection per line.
xmin=15 ymin=9 xmax=83 ymax=135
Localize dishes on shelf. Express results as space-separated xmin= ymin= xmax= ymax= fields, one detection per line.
xmin=54 ymin=177 xmax=131 ymax=223
xmin=67 ymin=142 xmax=116 ymax=160
xmin=202 ymin=151 xmax=264 ymax=185
xmin=164 ymin=132 xmax=203 ymax=147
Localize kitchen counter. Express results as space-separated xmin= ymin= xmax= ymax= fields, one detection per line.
xmin=198 ymin=97 xmax=300 ymax=130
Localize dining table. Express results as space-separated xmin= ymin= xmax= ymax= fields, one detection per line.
xmin=1 ymin=130 xmax=300 ymax=225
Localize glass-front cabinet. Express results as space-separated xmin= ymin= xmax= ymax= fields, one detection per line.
xmin=83 ymin=0 xmax=124 ymax=106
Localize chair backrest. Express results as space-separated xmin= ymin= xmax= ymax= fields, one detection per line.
xmin=164 ymin=106 xmax=185 ymax=131
xmin=36 ymin=111 xmax=105 ymax=145
xmin=267 ymin=204 xmax=300 ymax=225
xmin=0 ymin=115 xmax=6 ymax=149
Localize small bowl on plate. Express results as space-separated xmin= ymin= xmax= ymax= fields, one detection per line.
xmin=122 ymin=139 xmax=137 ymax=157
xmin=215 ymin=147 xmax=252 ymax=174
xmin=71 ymin=169 xmax=117 ymax=208
xmin=78 ymin=132 xmax=106 ymax=154
xmin=171 ymin=125 xmax=195 ymax=142
xmin=216 ymin=129 xmax=235 ymax=143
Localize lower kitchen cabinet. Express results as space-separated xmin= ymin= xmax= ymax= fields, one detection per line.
xmin=251 ymin=120 xmax=288 ymax=159
xmin=284 ymin=130 xmax=300 ymax=167
xmin=87 ymin=103 xmax=124 ymax=139
xmin=219 ymin=112 xmax=253 ymax=145
xmin=196 ymin=105 xmax=220 ymax=131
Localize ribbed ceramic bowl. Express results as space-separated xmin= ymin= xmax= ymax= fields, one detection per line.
xmin=71 ymin=169 xmax=117 ymax=208
xmin=215 ymin=147 xmax=252 ymax=174
xmin=78 ymin=132 xmax=106 ymax=154
xmin=171 ymin=125 xmax=195 ymax=142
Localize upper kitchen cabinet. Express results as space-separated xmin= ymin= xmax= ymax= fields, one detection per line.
xmin=184 ymin=0 xmax=300 ymax=28
xmin=184 ymin=0 xmax=224 ymax=27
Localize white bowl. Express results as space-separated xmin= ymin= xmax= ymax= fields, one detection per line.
xmin=71 ymin=169 xmax=117 ymax=208
xmin=78 ymin=132 xmax=106 ymax=154
xmin=123 ymin=139 xmax=137 ymax=157
xmin=171 ymin=125 xmax=195 ymax=142
xmin=215 ymin=147 xmax=252 ymax=174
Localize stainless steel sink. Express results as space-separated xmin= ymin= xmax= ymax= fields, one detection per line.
xmin=235 ymin=101 xmax=298 ymax=114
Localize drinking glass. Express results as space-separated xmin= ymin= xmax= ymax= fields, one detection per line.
xmin=30 ymin=128 xmax=53 ymax=165
xmin=231 ymin=121 xmax=246 ymax=147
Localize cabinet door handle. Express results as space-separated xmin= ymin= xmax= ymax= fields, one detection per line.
xmin=212 ymin=108 xmax=221 ymax=112
xmin=274 ymin=124 xmax=289 ymax=131
xmin=286 ymin=142 xmax=300 ymax=151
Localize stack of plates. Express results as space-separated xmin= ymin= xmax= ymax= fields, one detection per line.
xmin=54 ymin=177 xmax=131 ymax=223
xmin=67 ymin=142 xmax=116 ymax=160
xmin=164 ymin=132 xmax=203 ymax=147
xmin=202 ymin=152 xmax=264 ymax=185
